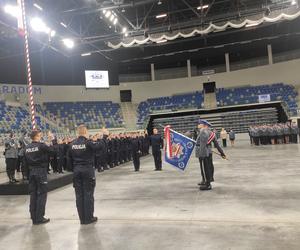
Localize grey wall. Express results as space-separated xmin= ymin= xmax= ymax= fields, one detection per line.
xmin=1 ymin=58 xmax=300 ymax=104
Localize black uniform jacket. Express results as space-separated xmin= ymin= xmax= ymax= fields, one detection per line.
xmin=69 ymin=136 xmax=104 ymax=168
xmin=150 ymin=134 xmax=164 ymax=153
xmin=25 ymin=141 xmax=55 ymax=169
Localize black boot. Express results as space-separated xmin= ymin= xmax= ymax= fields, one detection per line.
xmin=82 ymin=217 xmax=98 ymax=225
xmin=200 ymin=184 xmax=212 ymax=191
xmin=198 ymin=180 xmax=206 ymax=186
xmin=33 ymin=218 xmax=50 ymax=225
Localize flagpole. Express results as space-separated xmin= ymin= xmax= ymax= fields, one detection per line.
xmin=20 ymin=0 xmax=36 ymax=130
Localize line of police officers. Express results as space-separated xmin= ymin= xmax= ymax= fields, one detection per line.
xmin=4 ymin=129 xmax=151 ymax=183
xmin=21 ymin=126 xmax=155 ymax=225
xmin=249 ymin=123 xmax=299 ymax=146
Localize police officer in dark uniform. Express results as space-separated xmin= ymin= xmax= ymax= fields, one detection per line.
xmin=107 ymin=134 xmax=113 ymax=168
xmin=56 ymin=139 xmax=65 ymax=173
xmin=111 ymin=134 xmax=119 ymax=167
xmin=116 ymin=134 xmax=121 ymax=166
xmin=131 ymin=133 xmax=142 ymax=171
xmin=68 ymin=125 xmax=103 ymax=225
xmin=24 ymin=130 xmax=55 ymax=225
xmin=150 ymin=128 xmax=164 ymax=171
xmin=50 ymin=137 xmax=59 ymax=173
xmin=95 ymin=133 xmax=103 ymax=172
xmin=143 ymin=131 xmax=150 ymax=156
xmin=102 ymin=130 xmax=109 ymax=170
xmin=127 ymin=134 xmax=132 ymax=161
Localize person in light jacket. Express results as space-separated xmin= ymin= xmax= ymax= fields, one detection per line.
xmin=220 ymin=128 xmax=227 ymax=148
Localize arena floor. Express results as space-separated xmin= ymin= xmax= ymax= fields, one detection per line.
xmin=0 ymin=140 xmax=300 ymax=250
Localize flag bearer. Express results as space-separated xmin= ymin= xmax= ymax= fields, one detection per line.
xmin=195 ymin=120 xmax=226 ymax=191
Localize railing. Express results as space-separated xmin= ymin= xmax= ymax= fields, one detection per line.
xmin=119 ymin=73 xmax=151 ymax=82
xmin=273 ymin=49 xmax=300 ymax=64
xmin=230 ymin=57 xmax=269 ymax=71
xmin=155 ymin=67 xmax=188 ymax=80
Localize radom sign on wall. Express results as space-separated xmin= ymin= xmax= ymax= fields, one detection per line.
xmin=0 ymin=85 xmax=42 ymax=95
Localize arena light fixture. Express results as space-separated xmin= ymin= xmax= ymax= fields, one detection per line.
xmin=156 ymin=13 xmax=167 ymax=19
xmin=291 ymin=0 xmax=297 ymax=5
xmin=122 ymin=27 xmax=127 ymax=33
xmin=81 ymin=52 xmax=91 ymax=57
xmin=113 ymin=18 xmax=118 ymax=25
xmin=157 ymin=0 xmax=162 ymax=5
xmin=62 ymin=38 xmax=74 ymax=49
xmin=110 ymin=15 xmax=115 ymax=22
xmin=50 ymin=30 xmax=56 ymax=37
xmin=60 ymin=22 xmax=67 ymax=28
xmin=30 ymin=17 xmax=50 ymax=33
xmin=102 ymin=9 xmax=107 ymax=14
xmin=197 ymin=4 xmax=209 ymax=10
xmin=3 ymin=4 xmax=20 ymax=18
xmin=105 ymin=10 xmax=111 ymax=18
xmin=33 ymin=3 xmax=43 ymax=11
xmin=125 ymin=33 xmax=128 ymax=37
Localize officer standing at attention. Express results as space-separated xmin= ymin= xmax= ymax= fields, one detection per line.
xmin=195 ymin=120 xmax=226 ymax=191
xmin=150 ymin=128 xmax=164 ymax=171
xmin=68 ymin=125 xmax=103 ymax=225
xmin=131 ymin=133 xmax=142 ymax=171
xmin=24 ymin=130 xmax=55 ymax=225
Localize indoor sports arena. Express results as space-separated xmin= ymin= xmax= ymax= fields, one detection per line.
xmin=0 ymin=0 xmax=300 ymax=249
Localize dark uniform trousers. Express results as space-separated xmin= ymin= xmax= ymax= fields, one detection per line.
xmin=73 ymin=166 xmax=96 ymax=223
xmin=107 ymin=152 xmax=113 ymax=168
xmin=199 ymin=157 xmax=211 ymax=185
xmin=113 ymin=151 xmax=118 ymax=166
xmin=153 ymin=150 xmax=162 ymax=170
xmin=5 ymin=158 xmax=17 ymax=181
xmin=19 ymin=156 xmax=29 ymax=179
xmin=57 ymin=156 xmax=64 ymax=173
xmin=208 ymin=154 xmax=214 ymax=181
xmin=132 ymin=153 xmax=140 ymax=171
xmin=95 ymin=155 xmax=102 ymax=171
xmin=29 ymin=168 xmax=48 ymax=222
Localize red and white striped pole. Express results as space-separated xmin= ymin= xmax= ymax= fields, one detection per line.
xmin=19 ymin=0 xmax=36 ymax=130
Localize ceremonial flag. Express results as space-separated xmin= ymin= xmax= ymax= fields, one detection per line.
xmin=164 ymin=126 xmax=196 ymax=171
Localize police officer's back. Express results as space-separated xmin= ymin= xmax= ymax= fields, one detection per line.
xmin=68 ymin=125 xmax=103 ymax=225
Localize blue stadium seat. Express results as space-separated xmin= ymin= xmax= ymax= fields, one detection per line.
xmin=43 ymin=101 xmax=124 ymax=129
xmin=137 ymin=92 xmax=204 ymax=125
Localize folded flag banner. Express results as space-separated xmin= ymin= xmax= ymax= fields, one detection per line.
xmin=164 ymin=126 xmax=196 ymax=171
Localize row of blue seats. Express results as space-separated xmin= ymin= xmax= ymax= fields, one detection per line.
xmin=137 ymin=92 xmax=204 ymax=124
xmin=137 ymin=83 xmax=299 ymax=125
xmin=43 ymin=101 xmax=124 ymax=128
xmin=0 ymin=102 xmax=56 ymax=133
